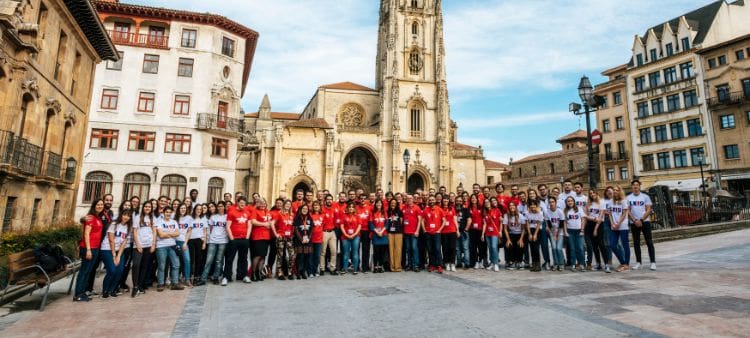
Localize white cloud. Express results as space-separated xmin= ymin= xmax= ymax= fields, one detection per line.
xmin=456 ymin=111 xmax=571 ymax=129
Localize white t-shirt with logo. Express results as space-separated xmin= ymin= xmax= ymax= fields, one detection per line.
xmin=208 ymin=214 xmax=229 ymax=244
xmin=101 ymin=223 xmax=129 ymax=251
xmin=137 ymin=214 xmax=155 ymax=248
xmin=156 ymin=218 xmax=179 ymax=248
xmin=573 ymin=193 xmax=588 ymax=210
xmin=545 ymin=208 xmax=565 ymax=236
xmin=587 ymin=202 xmax=602 ymax=222
xmin=190 ymin=216 xmax=208 ymax=240
xmin=609 ymin=200 xmax=630 ymax=230
xmin=626 ymin=192 xmax=653 ymax=221
xmin=503 ymin=214 xmax=526 ymax=235
xmin=526 ymin=211 xmax=544 ymax=229
xmin=565 ymin=209 xmax=585 ymax=230
xmin=177 ymin=216 xmax=193 ymax=242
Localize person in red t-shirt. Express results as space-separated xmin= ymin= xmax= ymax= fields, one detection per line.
xmin=249 ymin=199 xmax=273 ymax=281
xmin=421 ymin=196 xmax=445 ymax=273
xmin=402 ymin=194 xmax=423 ymax=272
xmin=467 ymin=194 xmax=486 ymax=269
xmin=291 ymin=189 xmax=305 ymax=215
xmin=483 ymin=199 xmax=501 ymax=271
xmin=440 ymin=198 xmax=459 ymax=272
xmin=225 ymin=197 xmax=252 ymax=283
xmin=271 ymin=200 xmax=295 ymax=280
xmin=309 ymin=201 xmax=324 ymax=277
xmin=355 ymin=200 xmax=372 ymax=272
xmin=369 ymin=199 xmax=389 ymax=273
xmin=472 ymin=183 xmax=485 ymax=207
xmin=339 ymin=202 xmax=361 ymax=275
xmin=320 ymin=194 xmax=338 ymax=275
xmin=74 ymin=199 xmax=105 ymax=301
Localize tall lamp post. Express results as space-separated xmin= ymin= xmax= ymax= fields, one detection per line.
xmin=569 ymin=75 xmax=603 ymax=190
xmin=697 ymin=153 xmax=707 ymax=206
xmin=403 ymin=149 xmax=411 ymax=194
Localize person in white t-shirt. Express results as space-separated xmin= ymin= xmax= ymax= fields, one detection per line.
xmin=100 ymin=210 xmax=132 ymax=298
xmin=583 ymin=190 xmax=604 ymax=271
xmin=502 ymin=202 xmax=526 ymax=270
xmin=188 ymin=204 xmax=208 ymax=285
xmin=627 ymin=180 xmax=656 ymax=271
xmin=610 ymin=186 xmax=631 ymax=272
xmin=545 ymin=196 xmax=566 ymax=271
xmin=155 ymin=207 xmax=184 ymax=291
xmin=200 ymin=201 xmax=229 ymax=285
xmin=563 ymin=196 xmax=586 ymax=272
xmin=131 ymin=202 xmax=156 ymax=297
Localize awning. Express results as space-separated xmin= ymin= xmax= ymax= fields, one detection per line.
xmin=653 ymin=178 xmax=704 ymax=191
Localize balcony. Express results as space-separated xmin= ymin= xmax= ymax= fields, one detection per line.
xmin=632 ymin=75 xmax=697 ymax=101
xmin=64 ymin=158 xmax=77 ymax=183
xmin=601 ymin=152 xmax=629 ymax=163
xmin=107 ymin=30 xmax=169 ymax=49
xmin=0 ymin=130 xmax=42 ymax=175
xmin=707 ymin=91 xmax=750 ymax=109
xmin=43 ymin=151 xmax=62 ymax=179
xmin=196 ymin=113 xmax=242 ymax=136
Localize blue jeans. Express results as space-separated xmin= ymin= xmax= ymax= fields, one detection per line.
xmin=202 ymin=243 xmax=226 ymax=281
xmin=457 ymin=231 xmax=470 ymax=266
xmin=610 ymin=229 xmax=630 ymax=265
xmin=74 ymin=248 xmax=99 ymax=297
xmin=426 ymin=233 xmax=442 ymax=266
xmin=567 ymin=229 xmax=585 ymax=266
xmin=309 ymin=243 xmax=322 ymax=275
xmin=539 ymin=227 xmax=551 ymax=265
xmin=156 ymin=246 xmax=180 ymax=285
xmin=487 ymin=236 xmax=499 ymax=265
xmin=341 ymin=236 xmax=360 ymax=272
xmin=550 ymin=231 xmax=565 ymax=266
xmin=101 ymin=250 xmax=125 ymax=294
xmin=404 ymin=235 xmax=420 ymax=268
xmin=175 ymin=241 xmax=191 ymax=281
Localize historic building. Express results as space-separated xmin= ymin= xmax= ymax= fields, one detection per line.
xmin=74 ymin=0 xmax=258 ymax=218
xmin=594 ymin=64 xmax=633 ymax=188
xmin=698 ymin=33 xmax=750 ymax=200
xmin=626 ymin=0 xmax=750 ymax=189
xmin=500 ymin=130 xmax=593 ymax=190
xmin=236 ymin=0 xmax=492 ymax=197
xmin=0 ymin=0 xmax=117 ymax=233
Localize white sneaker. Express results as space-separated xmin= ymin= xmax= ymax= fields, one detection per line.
xmin=220 ymin=278 xmax=228 ymax=286
xmin=493 ymin=264 xmax=500 ymax=272
xmin=650 ymin=263 xmax=656 ymax=271
xmin=632 ymin=262 xmax=641 ymax=270
xmin=451 ymin=264 xmax=456 ymax=272
xmin=474 ymin=262 xmax=480 ymax=269
xmin=242 ymin=276 xmax=252 ymax=283
xmin=485 ymin=264 xmax=492 ymax=270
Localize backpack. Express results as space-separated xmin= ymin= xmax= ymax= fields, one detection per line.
xmin=33 ymin=244 xmax=66 ymax=273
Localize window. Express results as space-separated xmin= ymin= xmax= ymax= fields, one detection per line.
xmin=681 ymin=37 xmax=690 ymax=51
xmin=664 ymin=66 xmax=676 ymax=84
xmin=743 ymin=79 xmax=750 ymax=97
xmin=100 ymin=89 xmax=119 ymax=110
xmin=178 ymin=58 xmax=194 ymax=77
xmin=649 ymin=48 xmax=657 ymax=62
xmin=690 ymin=147 xmax=705 ymax=165
xmin=160 ymin=175 xmax=187 ymax=201
xmin=666 ymin=43 xmax=674 ymax=56
xmin=90 ymin=128 xmax=118 ymax=149
xmin=568 ymin=160 xmax=574 ymax=172
xmin=123 ymin=173 xmax=151 ymax=202
xmin=54 ymin=31 xmax=68 ymax=82
xmin=83 ymin=171 xmax=112 ymax=203
xmin=657 ymin=152 xmax=671 ymax=169
xmin=211 ymin=138 xmax=228 ymax=158
xmin=654 ymin=125 xmax=668 ymax=142
xmin=181 ymin=29 xmax=197 ymax=48
xmin=615 ymin=116 xmax=624 ymax=130
xmin=409 ymin=51 xmax=421 ymax=75
xmin=718 ymin=55 xmax=727 ymax=65
xmin=737 ymin=50 xmax=746 ymax=61
xmin=604 ymin=143 xmax=613 ymax=159
xmin=683 ymin=90 xmax=698 ymax=108
xmin=670 ymin=122 xmax=684 ymax=139
xmin=411 ymin=0 xmax=418 ymax=8
xmin=687 ymin=118 xmax=702 ymax=136
xmin=165 ymin=133 xmax=191 ymax=153
xmin=410 ymin=106 xmax=423 ymax=138
xmin=411 ymin=22 xmax=418 ymax=35
xmin=147 ymin=26 xmax=165 ymax=46
xmin=217 ymin=101 xmax=229 ymax=128
xmin=143 ymin=54 xmax=159 ymax=73
xmin=666 ymin=94 xmax=680 ymax=112
xmin=549 ymin=163 xmax=555 ymax=174
xmin=708 ymin=58 xmax=717 ymax=69
xmin=613 ymin=91 xmax=622 ymax=105
xmin=602 ymin=119 xmax=611 ymax=132
xmin=128 ymin=131 xmax=155 ymax=152
xmin=635 ymin=76 xmax=646 ymax=92
xmin=36 ymin=4 xmax=48 ymax=38
xmin=637 ymin=102 xmax=649 ymax=117
xmin=30 ymin=198 xmax=41 ymax=228
xmin=680 ymin=61 xmax=693 ymax=79
xmin=674 ymin=150 xmax=688 ymax=168
xmin=639 ymin=128 xmax=652 ymax=144
xmin=724 ymin=144 xmax=740 ymax=159
xmin=207 ymin=177 xmax=224 ymax=203
xmin=648 ymin=72 xmax=661 ymax=88
xmin=651 ymin=98 xmax=664 ymax=115
xmin=642 ymin=154 xmax=655 ymax=171
xmin=221 ymin=37 xmax=235 ymax=57
xmin=173 ymin=95 xmax=191 ymax=115
xmin=620 ymin=167 xmax=629 ymax=180
xmin=617 ymin=141 xmax=626 ymax=157
xmin=107 ymin=51 xmax=124 ymax=70
xmin=600 ymin=96 xmax=608 ymax=108
xmin=607 ymin=168 xmax=615 ymax=181
xmin=636 ymin=54 xmax=643 ymax=66
xmin=52 ymin=200 xmax=60 ymax=223
xmin=112 ymin=22 xmax=131 ymax=42
xmin=717 ymin=84 xmax=730 ymax=102
xmin=137 ymin=92 xmax=155 ymax=112
xmin=720 ymin=114 xmax=735 ymax=129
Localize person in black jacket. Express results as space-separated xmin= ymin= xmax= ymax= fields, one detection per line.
xmin=294 ymin=204 xmax=314 ymax=279
xmin=387 ymin=199 xmax=404 ymax=272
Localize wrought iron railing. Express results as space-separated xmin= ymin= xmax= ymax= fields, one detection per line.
xmin=706 ymin=91 xmax=750 ymax=108
xmin=44 ymin=151 xmax=62 ymax=179
xmin=107 ymin=30 xmax=169 ymax=49
xmin=600 ymin=152 xmax=629 ymax=162
xmin=12 ymin=137 xmax=42 ymax=175
xmin=196 ymin=113 xmax=242 ymax=134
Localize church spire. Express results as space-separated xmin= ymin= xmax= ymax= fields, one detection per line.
xmin=259 ymin=94 xmax=271 ymax=119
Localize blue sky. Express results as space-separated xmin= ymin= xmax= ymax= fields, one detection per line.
xmin=134 ymin=0 xmax=710 ymax=163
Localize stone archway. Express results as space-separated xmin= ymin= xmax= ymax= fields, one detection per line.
xmin=342 ymin=146 xmax=377 ymax=194
xmin=407 ymin=173 xmax=425 ymax=194
xmin=286 ymin=175 xmax=317 ymax=198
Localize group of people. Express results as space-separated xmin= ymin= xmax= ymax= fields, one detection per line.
xmin=72 ymin=180 xmax=657 ymax=302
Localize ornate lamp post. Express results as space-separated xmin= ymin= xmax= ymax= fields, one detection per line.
xmin=152 ymin=166 xmax=159 ymax=182
xmin=569 ymin=75 xmax=604 ymax=190
xmin=403 ymin=149 xmax=411 ymax=193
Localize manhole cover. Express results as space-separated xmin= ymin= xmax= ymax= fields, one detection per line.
xmin=356 ymin=287 xmax=405 ymax=297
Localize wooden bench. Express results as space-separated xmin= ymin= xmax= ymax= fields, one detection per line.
xmin=1 ymin=247 xmax=79 ymax=311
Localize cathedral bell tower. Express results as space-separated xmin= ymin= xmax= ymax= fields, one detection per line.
xmin=377 ymin=0 xmax=451 ymax=190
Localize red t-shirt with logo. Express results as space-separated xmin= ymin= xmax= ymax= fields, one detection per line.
xmin=341 ymin=214 xmax=359 ymax=238
xmin=490 ymin=207 xmax=503 ymax=235
xmin=442 ymin=207 xmax=457 ymax=234
xmin=402 ymin=204 xmax=422 ymax=235
xmin=291 ymin=200 xmax=305 ymax=215
xmin=310 ymin=213 xmax=324 ymax=243
xmin=332 ymin=202 xmax=347 ymax=227
xmin=370 ymin=210 xmax=388 ymax=237
xmin=322 ymin=206 xmax=336 ymax=231
xmin=227 ymin=208 xmax=251 ymax=239
xmin=356 ymin=204 xmax=370 ymax=231
xmin=251 ymin=208 xmax=273 ymax=241
xmin=484 ymin=212 xmax=500 ymax=236
xmin=422 ymin=206 xmax=444 ymax=234
xmin=274 ymin=212 xmax=294 ymax=239
xmin=469 ymin=207 xmax=483 ymax=231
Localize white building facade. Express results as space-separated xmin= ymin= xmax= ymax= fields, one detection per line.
xmin=75 ymin=1 xmax=258 ymax=217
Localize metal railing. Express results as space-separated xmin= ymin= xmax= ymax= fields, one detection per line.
xmin=12 ymin=137 xmax=42 ymax=175
xmin=196 ymin=113 xmax=242 ymax=135
xmin=64 ymin=159 xmax=77 ymax=182
xmin=107 ymin=30 xmax=169 ymax=49
xmin=706 ymin=91 xmax=750 ymax=108
xmin=648 ymin=186 xmax=749 ymax=229
xmin=601 ymin=152 xmax=628 ymax=162
xmin=44 ymin=151 xmax=62 ymax=179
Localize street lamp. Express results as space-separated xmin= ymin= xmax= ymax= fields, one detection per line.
xmin=697 ymin=153 xmax=707 ymax=206
xmin=152 ymin=166 xmax=159 ymax=182
xmin=569 ymin=75 xmax=604 ymax=190
xmin=403 ymin=149 xmax=411 ymax=193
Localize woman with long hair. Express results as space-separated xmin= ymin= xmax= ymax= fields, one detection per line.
xmin=467 ymin=194 xmax=485 ymax=269
xmin=155 ymin=207 xmax=184 ymax=291
xmin=340 ymin=202 xmax=361 ymax=275
xmin=73 ymin=199 xmax=105 ymax=301
xmin=250 ymin=198 xmax=273 ymax=281
xmin=386 ymin=198 xmax=404 ymax=272
xmin=610 ymin=185 xmax=631 ymax=272
xmin=131 ymin=202 xmax=156 ymax=297
xmin=455 ymin=196 xmax=471 ymax=270
xmin=175 ymin=203 xmax=193 ymax=286
xmin=526 ymin=201 xmax=545 ymax=272
xmin=188 ymin=204 xmax=208 ymax=284
xmin=272 ymin=200 xmax=296 ymax=279
xmin=200 ymin=201 xmax=229 ymax=285
xmin=502 ymin=202 xmax=526 ymax=270
xmin=564 ymin=196 xmax=586 ymax=272
xmin=309 ymin=201 xmax=324 ymax=277
xmin=370 ymin=199 xmax=389 ymax=273
xmin=482 ymin=199 xmax=500 ymax=271
xmin=293 ymin=204 xmax=313 ymax=279
xmin=584 ymin=190 xmax=604 ymax=271
xmin=100 ymin=210 xmax=132 ymax=298
xmin=440 ymin=197 xmax=458 ymax=272
xmin=545 ymin=197 xmax=565 ymax=271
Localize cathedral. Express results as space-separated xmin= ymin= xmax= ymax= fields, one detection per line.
xmin=236 ymin=0 xmax=501 ymax=197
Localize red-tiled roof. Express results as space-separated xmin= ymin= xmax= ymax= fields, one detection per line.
xmin=515 ymin=150 xmax=563 ymax=163
xmin=452 ymin=143 xmax=481 ymax=151
xmin=484 ymin=160 xmax=509 ymax=170
xmin=319 ymin=82 xmax=377 ymax=92
xmin=285 ymin=118 xmax=332 ymax=129
xmin=556 ymin=130 xmax=587 ymax=143
xmin=245 ymin=112 xmax=301 ymax=120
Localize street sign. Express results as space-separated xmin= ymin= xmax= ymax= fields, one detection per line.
xmin=591 ymin=129 xmax=602 ymax=145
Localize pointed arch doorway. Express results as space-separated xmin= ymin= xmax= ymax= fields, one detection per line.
xmin=407 ymin=173 xmax=425 ymax=194
xmin=342 ymin=147 xmax=377 ymax=194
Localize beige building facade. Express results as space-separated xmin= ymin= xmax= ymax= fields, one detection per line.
xmin=595 ymin=64 xmax=633 ymax=189
xmin=0 ymin=0 xmax=117 ymax=233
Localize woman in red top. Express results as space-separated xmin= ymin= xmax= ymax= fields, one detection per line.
xmin=369 ymin=199 xmax=389 ymax=273
xmin=266 ymin=198 xmax=284 ymax=279
xmin=293 ymin=204 xmax=314 ymax=279
xmin=489 ymin=197 xmax=505 ymax=267
xmin=483 ymin=199 xmax=501 ymax=271
xmin=250 ymin=198 xmax=273 ymax=281
xmin=74 ymin=199 xmax=105 ymax=301
xmin=467 ymin=194 xmax=486 ymax=269
xmin=271 ymin=200 xmax=295 ymax=280
xmin=308 ymin=201 xmax=324 ymax=277
xmin=440 ymin=198 xmax=459 ymax=272
xmin=339 ymin=202 xmax=361 ymax=275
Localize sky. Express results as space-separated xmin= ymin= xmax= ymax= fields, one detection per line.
xmin=134 ymin=0 xmax=710 ymax=163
